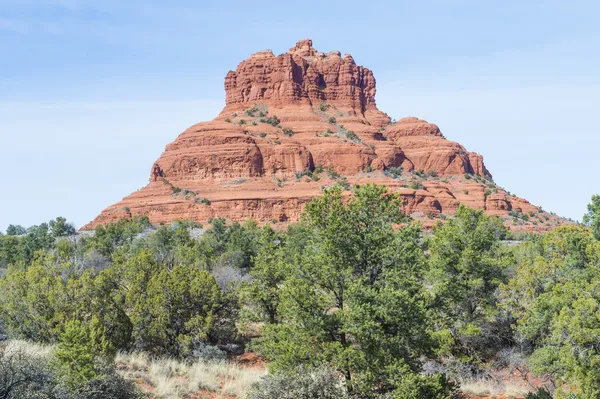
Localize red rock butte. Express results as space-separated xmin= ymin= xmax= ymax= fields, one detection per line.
xmin=83 ymin=39 xmax=568 ymax=232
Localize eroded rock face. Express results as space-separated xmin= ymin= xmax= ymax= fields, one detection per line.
xmin=225 ymin=39 xmax=379 ymax=116
xmin=83 ymin=40 xmax=569 ymax=233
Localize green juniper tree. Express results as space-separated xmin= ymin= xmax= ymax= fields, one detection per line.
xmin=251 ymin=184 xmax=457 ymax=398
xmin=427 ymin=205 xmax=511 ymax=360
xmin=583 ymin=194 xmax=600 ymax=240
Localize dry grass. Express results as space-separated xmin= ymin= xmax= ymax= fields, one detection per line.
xmin=115 ymin=351 xmax=265 ymax=399
xmin=4 ymin=340 xmax=53 ymax=358
xmin=2 ymin=341 xmax=263 ymax=398
xmin=460 ymin=377 xmax=531 ymax=398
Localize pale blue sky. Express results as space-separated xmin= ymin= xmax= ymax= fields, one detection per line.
xmin=1 ymin=0 xmax=599 ymax=230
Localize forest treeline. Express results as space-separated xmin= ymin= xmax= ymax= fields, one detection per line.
xmin=1 ymin=186 xmax=600 ymax=399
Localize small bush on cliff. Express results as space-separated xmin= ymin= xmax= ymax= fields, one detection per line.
xmin=326 ymin=168 xmax=341 ymax=180
xmin=410 ymin=181 xmax=423 ymax=190
xmin=328 ymin=116 xmax=337 ymax=124
xmin=282 ymin=128 xmax=294 ymax=136
xmin=261 ymin=115 xmax=280 ymax=126
xmin=385 ymin=166 xmax=403 ymax=179
xmin=319 ymin=103 xmax=330 ymax=112
xmin=295 ymin=169 xmax=320 ymax=182
xmin=346 ymin=130 xmax=359 ymax=141
xmin=195 ymin=197 xmax=211 ymax=206
xmin=246 ymin=106 xmax=259 ymax=116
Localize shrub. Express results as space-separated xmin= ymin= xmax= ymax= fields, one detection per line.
xmin=0 ymin=342 xmax=54 ymax=399
xmin=239 ymin=119 xmax=247 ymax=125
xmin=328 ymin=116 xmax=337 ymax=124
xmin=260 ymin=132 xmax=267 ymax=138
xmin=429 ymin=170 xmax=438 ymax=178
xmin=295 ymin=170 xmax=320 ymax=182
xmin=248 ymin=366 xmax=348 ymax=399
xmin=282 ymin=128 xmax=294 ymax=137
xmin=5 ymin=225 xmax=26 ymax=236
xmin=326 ymin=168 xmax=341 ymax=180
xmin=464 ymin=173 xmax=472 ymax=180
xmin=225 ymin=118 xmax=231 ymax=123
xmin=319 ymin=103 xmax=330 ymax=112
xmin=274 ymin=140 xmax=281 ymax=145
xmin=385 ymin=166 xmax=403 ymax=179
xmin=252 ymin=121 xmax=258 ymax=126
xmin=0 ymin=339 xmax=139 ymax=399
xmin=524 ymin=389 xmax=552 ymax=399
xmin=346 ymin=130 xmax=359 ymax=141
xmin=191 ymin=342 xmax=227 ymax=362
xmin=273 ymin=177 xmax=285 ymax=187
xmin=232 ymin=113 xmax=237 ymax=118
xmin=246 ymin=106 xmax=259 ymax=116
xmin=335 ymin=177 xmax=351 ymax=190
xmin=260 ymin=115 xmax=280 ymax=126
xmin=410 ymin=181 xmax=423 ymax=190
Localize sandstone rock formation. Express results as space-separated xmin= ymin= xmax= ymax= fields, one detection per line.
xmin=83 ymin=40 xmax=568 ymax=233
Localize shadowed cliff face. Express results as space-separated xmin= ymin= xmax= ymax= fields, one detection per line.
xmin=83 ymin=40 xmax=568 ymax=233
